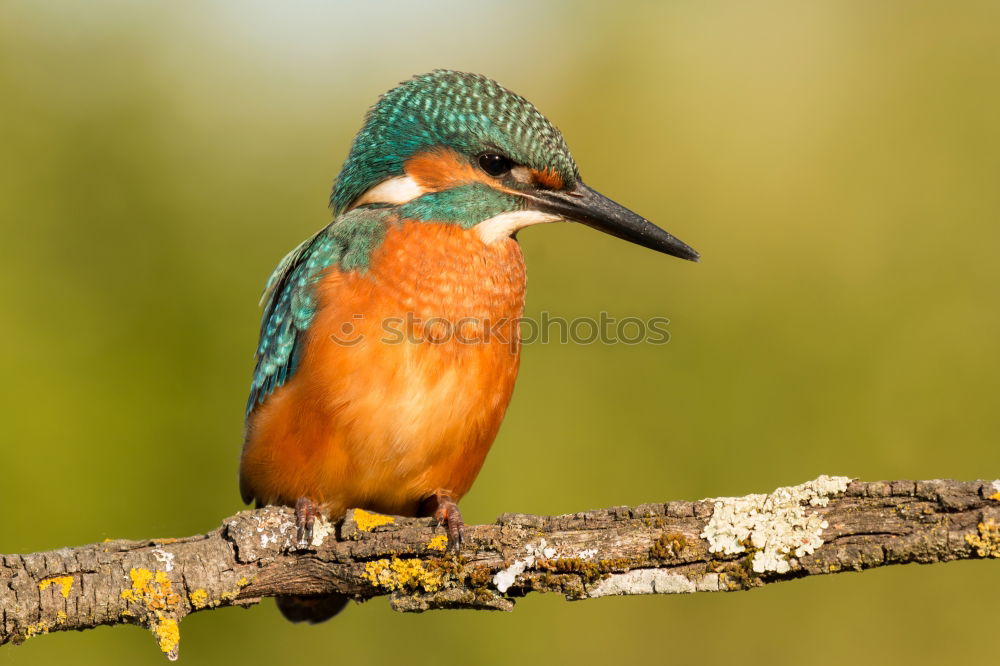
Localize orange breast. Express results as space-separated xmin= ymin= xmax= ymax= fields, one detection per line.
xmin=240 ymin=220 xmax=526 ymax=517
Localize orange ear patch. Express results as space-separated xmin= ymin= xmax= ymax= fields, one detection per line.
xmin=404 ymin=148 xmax=566 ymax=194
xmin=531 ymin=167 xmax=564 ymax=190
xmin=404 ymin=148 xmax=490 ymax=191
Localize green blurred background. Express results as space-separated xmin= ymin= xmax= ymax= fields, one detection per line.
xmin=2 ymin=1 xmax=998 ymax=664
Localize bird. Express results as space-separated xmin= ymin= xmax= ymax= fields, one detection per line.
xmin=239 ymin=70 xmax=698 ymax=623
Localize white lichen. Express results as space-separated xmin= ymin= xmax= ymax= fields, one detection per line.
xmin=493 ymin=559 xmax=529 ymax=594
xmin=255 ymin=515 xmax=296 ymax=549
xmin=699 ymin=475 xmax=851 ymax=574
xmin=309 ymin=516 xmax=333 ymax=547
xmin=152 ymin=549 xmax=175 ymax=572
xmin=589 ymin=570 xmax=721 ymax=597
xmin=492 ymin=539 xmax=598 ymax=593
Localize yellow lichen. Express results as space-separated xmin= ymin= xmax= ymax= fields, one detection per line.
xmin=215 ymin=575 xmax=252 ymax=603
xmin=23 ymin=621 xmax=51 ymax=639
xmin=354 ymin=509 xmax=395 ymax=532
xmin=966 ymin=519 xmax=1000 ymax=558
xmin=188 ymin=589 xmax=209 ymax=609
xmin=363 ymin=557 xmax=444 ymax=592
xmin=119 ymin=568 xmax=183 ymax=656
xmin=39 ymin=575 xmax=73 ymax=598
xmin=19 ymin=611 xmax=69 ymax=642
xmin=219 ymin=577 xmax=250 ymax=602
xmin=426 ymin=535 xmax=449 ymax=551
xmin=129 ymin=568 xmax=153 ymax=593
xmin=155 ymin=618 xmax=180 ymax=656
xmin=989 ymin=492 xmax=1000 ymax=502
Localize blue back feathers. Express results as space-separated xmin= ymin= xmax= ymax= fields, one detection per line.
xmin=247 ymin=208 xmax=387 ymax=416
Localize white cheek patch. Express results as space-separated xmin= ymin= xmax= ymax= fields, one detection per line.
xmin=476 ymin=210 xmax=562 ymax=244
xmin=350 ymin=175 xmax=426 ymax=209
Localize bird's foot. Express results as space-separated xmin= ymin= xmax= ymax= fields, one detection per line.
xmin=294 ymin=496 xmax=320 ymax=548
xmin=420 ymin=490 xmax=464 ymax=553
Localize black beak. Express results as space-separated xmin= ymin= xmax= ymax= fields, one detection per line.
xmin=524 ymin=181 xmax=699 ymax=262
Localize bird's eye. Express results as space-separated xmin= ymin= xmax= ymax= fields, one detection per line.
xmin=478 ymin=153 xmax=514 ymax=177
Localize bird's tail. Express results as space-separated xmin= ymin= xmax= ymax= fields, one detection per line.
xmin=275 ymin=594 xmax=350 ymax=624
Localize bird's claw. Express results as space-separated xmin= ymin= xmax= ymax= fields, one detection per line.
xmin=294 ymin=496 xmax=319 ymax=548
xmin=421 ymin=491 xmax=465 ymax=553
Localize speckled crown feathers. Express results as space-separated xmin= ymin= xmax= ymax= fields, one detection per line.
xmin=330 ymin=70 xmax=578 ymax=214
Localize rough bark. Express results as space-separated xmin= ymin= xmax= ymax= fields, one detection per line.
xmin=2 ymin=477 xmax=998 ymax=659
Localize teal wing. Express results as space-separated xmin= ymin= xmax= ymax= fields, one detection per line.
xmin=245 ymin=209 xmax=390 ymax=418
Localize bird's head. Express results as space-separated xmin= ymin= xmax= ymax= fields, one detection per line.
xmin=331 ymin=70 xmax=698 ymax=261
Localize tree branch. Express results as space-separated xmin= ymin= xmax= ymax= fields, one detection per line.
xmin=3 ymin=476 xmax=998 ymax=659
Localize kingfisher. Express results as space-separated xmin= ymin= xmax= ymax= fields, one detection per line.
xmin=239 ymin=70 xmax=698 ymax=623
